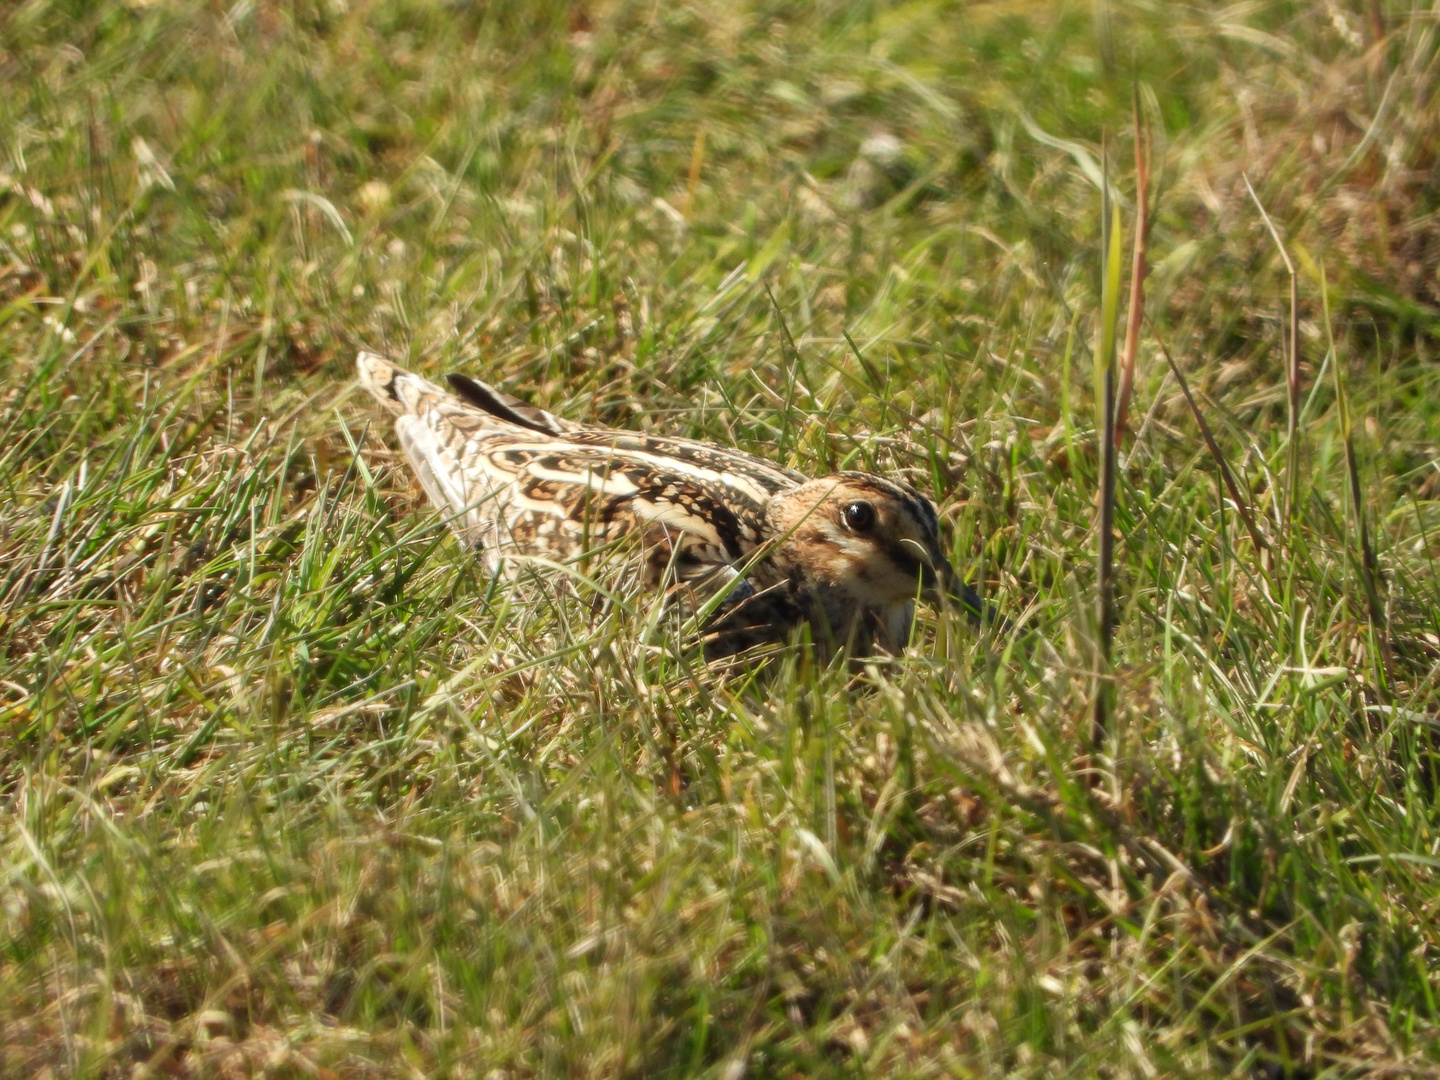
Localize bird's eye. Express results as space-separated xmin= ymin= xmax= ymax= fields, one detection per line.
xmin=843 ymin=501 xmax=877 ymax=532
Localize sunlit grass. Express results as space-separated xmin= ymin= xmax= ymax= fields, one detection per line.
xmin=3 ymin=1 xmax=1440 ymax=1077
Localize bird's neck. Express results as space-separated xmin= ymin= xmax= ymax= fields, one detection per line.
xmin=798 ymin=582 xmax=911 ymax=657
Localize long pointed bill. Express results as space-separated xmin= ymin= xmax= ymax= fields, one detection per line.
xmin=929 ymin=561 xmax=991 ymax=624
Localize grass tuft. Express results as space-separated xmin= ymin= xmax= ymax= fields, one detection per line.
xmin=4 ymin=2 xmax=1440 ymax=1077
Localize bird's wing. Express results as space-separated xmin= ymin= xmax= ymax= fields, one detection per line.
xmin=454 ymin=438 xmax=770 ymax=575
xmin=563 ymin=429 xmax=807 ymax=507
xmin=445 ymin=373 xmax=578 ymax=436
xmin=447 ymin=369 xmax=809 ymax=501
xmin=359 ymin=353 xmax=805 ymax=574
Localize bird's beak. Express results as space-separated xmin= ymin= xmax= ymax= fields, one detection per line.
xmin=904 ymin=539 xmax=993 ymax=625
xmin=931 ymin=560 xmax=989 ymax=624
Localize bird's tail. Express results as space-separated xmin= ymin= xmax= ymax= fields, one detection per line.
xmin=356 ymin=351 xmax=458 ymax=418
xmin=357 ymin=350 xmax=575 ymax=438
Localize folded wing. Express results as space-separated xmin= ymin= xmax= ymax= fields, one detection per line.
xmin=356 ymin=353 xmax=782 ymax=591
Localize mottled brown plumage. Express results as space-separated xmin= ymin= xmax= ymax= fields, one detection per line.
xmin=357 ymin=352 xmax=985 ymax=659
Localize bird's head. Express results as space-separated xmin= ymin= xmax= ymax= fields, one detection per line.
xmin=764 ymin=472 xmax=975 ymax=650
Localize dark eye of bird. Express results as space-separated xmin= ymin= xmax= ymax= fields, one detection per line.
xmin=843 ymin=501 xmax=877 ymax=532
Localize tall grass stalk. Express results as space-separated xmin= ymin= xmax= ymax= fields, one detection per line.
xmin=1091 ymin=151 xmax=1124 ymax=757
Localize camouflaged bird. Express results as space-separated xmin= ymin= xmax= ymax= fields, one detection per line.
xmin=357 ymin=352 xmax=986 ymax=660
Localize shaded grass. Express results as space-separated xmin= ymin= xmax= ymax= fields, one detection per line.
xmin=4 ymin=1 xmax=1440 ymax=1077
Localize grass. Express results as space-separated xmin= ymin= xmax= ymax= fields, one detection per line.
xmin=4 ymin=0 xmax=1440 ymax=1076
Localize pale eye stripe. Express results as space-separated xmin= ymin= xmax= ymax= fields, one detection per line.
xmin=817 ymin=523 xmax=865 ymax=553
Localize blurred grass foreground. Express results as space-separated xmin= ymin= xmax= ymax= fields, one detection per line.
xmin=5 ymin=1 xmax=1440 ymax=1076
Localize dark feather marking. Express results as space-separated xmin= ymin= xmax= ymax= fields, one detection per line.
xmin=447 ymin=374 xmax=562 ymax=435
